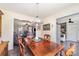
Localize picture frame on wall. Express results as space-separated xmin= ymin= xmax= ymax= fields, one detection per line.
xmin=43 ymin=24 xmax=50 ymax=31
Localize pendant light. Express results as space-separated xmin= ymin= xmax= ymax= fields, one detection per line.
xmin=36 ymin=3 xmax=39 ymax=18
xmin=34 ymin=3 xmax=41 ymax=23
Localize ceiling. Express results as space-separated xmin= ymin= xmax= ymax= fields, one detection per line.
xmin=0 ymin=3 xmax=78 ymax=18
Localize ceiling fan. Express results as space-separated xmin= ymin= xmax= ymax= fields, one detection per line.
xmin=68 ymin=18 xmax=74 ymax=23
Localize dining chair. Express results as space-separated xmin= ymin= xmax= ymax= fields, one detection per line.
xmin=18 ymin=35 xmax=25 ymax=56
xmin=44 ymin=34 xmax=50 ymax=41
xmin=64 ymin=43 xmax=75 ymax=56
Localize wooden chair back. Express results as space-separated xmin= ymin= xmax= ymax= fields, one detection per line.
xmin=65 ymin=44 xmax=75 ymax=56
xmin=44 ymin=34 xmax=50 ymax=41
xmin=18 ymin=35 xmax=25 ymax=56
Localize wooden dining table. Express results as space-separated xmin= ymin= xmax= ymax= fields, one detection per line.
xmin=25 ymin=39 xmax=64 ymax=56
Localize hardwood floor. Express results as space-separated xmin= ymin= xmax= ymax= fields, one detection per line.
xmin=8 ymin=46 xmax=33 ymax=56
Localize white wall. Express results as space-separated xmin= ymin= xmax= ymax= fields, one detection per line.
xmin=42 ymin=4 xmax=79 ymax=42
xmin=1 ymin=9 xmax=14 ymax=50
xmin=0 ymin=8 xmax=41 ymax=50
xmin=42 ymin=17 xmax=56 ymax=42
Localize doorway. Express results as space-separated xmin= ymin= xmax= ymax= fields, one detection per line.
xmin=13 ymin=19 xmax=36 ymax=47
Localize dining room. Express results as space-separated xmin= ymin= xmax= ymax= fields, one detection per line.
xmin=0 ymin=3 xmax=79 ymax=56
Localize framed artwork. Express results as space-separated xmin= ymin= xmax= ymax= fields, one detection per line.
xmin=43 ymin=24 xmax=50 ymax=31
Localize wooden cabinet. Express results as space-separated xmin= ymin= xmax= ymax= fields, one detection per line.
xmin=0 ymin=41 xmax=9 ymax=56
